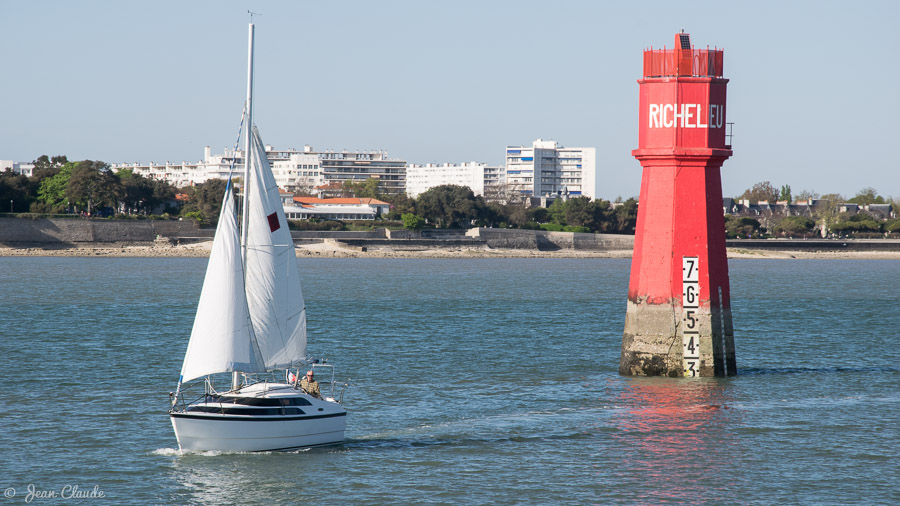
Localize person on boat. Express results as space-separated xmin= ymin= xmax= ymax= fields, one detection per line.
xmin=300 ymin=370 xmax=320 ymax=398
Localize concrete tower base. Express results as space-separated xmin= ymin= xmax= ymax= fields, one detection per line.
xmin=620 ymin=299 xmax=736 ymax=377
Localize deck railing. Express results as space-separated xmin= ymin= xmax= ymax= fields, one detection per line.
xmin=643 ymin=48 xmax=724 ymax=78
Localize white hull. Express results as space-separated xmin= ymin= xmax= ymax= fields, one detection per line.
xmin=171 ymin=412 xmax=346 ymax=452
xmin=170 ymin=384 xmax=347 ymax=452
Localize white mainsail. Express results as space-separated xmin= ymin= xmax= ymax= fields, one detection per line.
xmin=179 ymin=184 xmax=265 ymax=383
xmin=244 ymin=125 xmax=308 ymax=370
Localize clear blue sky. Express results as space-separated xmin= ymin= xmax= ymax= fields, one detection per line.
xmin=2 ymin=0 xmax=898 ymax=200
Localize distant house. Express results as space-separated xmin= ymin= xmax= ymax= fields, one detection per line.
xmin=314 ymin=181 xmax=346 ymax=199
xmin=723 ymin=198 xmax=894 ymax=221
xmin=283 ymin=197 xmax=391 ymax=221
xmin=866 ymin=203 xmax=895 ymax=220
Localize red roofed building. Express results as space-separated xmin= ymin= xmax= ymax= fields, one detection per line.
xmin=284 ymin=196 xmax=391 ymax=221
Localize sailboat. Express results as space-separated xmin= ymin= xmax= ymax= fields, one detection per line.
xmin=168 ymin=22 xmax=347 ymax=452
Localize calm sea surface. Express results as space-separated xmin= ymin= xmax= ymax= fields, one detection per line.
xmin=1 ymin=257 xmax=897 ymax=504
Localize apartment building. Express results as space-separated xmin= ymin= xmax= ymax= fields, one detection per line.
xmin=505 ymin=139 xmax=597 ymax=199
xmin=405 ymin=162 xmax=504 ymax=197
xmin=111 ymin=145 xmax=406 ymax=193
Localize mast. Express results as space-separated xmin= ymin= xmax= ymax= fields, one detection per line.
xmin=234 ymin=21 xmax=255 ymax=391
xmin=241 ymin=21 xmax=254 ymax=260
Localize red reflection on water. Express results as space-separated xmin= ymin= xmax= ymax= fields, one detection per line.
xmin=604 ymin=378 xmax=739 ymax=502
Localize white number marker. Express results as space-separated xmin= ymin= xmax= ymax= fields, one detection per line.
xmin=682 ymin=256 xmax=700 ymax=377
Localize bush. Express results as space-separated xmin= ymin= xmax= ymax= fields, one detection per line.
xmin=772 ymin=216 xmax=814 ymax=238
xmin=401 ymin=213 xmax=426 ymax=231
xmin=725 ymin=216 xmax=762 ymax=238
xmin=540 ymin=223 xmax=590 ymax=233
xmin=182 ymin=211 xmax=204 ymax=223
xmin=540 ymin=223 xmax=565 ymax=232
xmin=884 ymin=219 xmax=900 ymax=234
xmin=29 ymin=201 xmax=65 ymax=214
xmin=287 ymin=219 xmax=345 ymax=231
xmin=830 ymin=213 xmax=881 ymax=236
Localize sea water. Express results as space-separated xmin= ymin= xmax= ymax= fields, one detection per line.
xmin=0 ymin=257 xmax=897 ymax=504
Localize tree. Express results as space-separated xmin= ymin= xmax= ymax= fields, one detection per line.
xmin=545 ymin=197 xmax=614 ymax=232
xmin=725 ymin=216 xmax=762 ymax=238
xmin=416 ymin=184 xmax=482 ymax=228
xmin=504 ymin=203 xmax=530 ymax=228
xmin=564 ymin=197 xmax=598 ymax=229
xmin=812 ymin=193 xmax=845 ymax=235
xmin=0 ymin=169 xmax=33 ymax=213
xmin=341 ymin=177 xmax=381 ymax=199
xmin=772 ymin=216 xmax=814 ymax=237
xmin=401 ymin=213 xmax=426 ymax=231
xmin=738 ymin=181 xmax=779 ymax=203
xmin=180 ymin=178 xmax=231 ymax=226
xmin=150 ymin=178 xmax=177 ymax=213
xmin=382 ymin=192 xmax=416 ymax=220
xmin=885 ymin=219 xmax=900 ymax=235
xmin=830 ymin=213 xmax=882 ymax=236
xmin=546 ymin=198 xmax=567 ymax=226
xmin=30 ymin=155 xmax=69 ymax=186
xmin=529 ymin=206 xmax=550 ymax=224
xmin=847 ymin=187 xmax=885 ymax=206
xmin=35 ymin=162 xmax=75 ymax=213
xmin=795 ymin=189 xmax=819 ymax=202
xmin=66 ymin=160 xmax=123 ymax=215
xmin=779 ymin=184 xmax=792 ymax=203
xmin=119 ymin=169 xmax=176 ymax=214
xmin=613 ymin=198 xmax=638 ymax=234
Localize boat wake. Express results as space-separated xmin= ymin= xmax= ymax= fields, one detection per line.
xmin=152 ymin=447 xmax=317 ymax=457
xmin=152 ymin=448 xmax=182 ymax=456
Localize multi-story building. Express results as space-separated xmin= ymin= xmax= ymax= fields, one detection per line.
xmin=316 ymin=149 xmax=406 ymax=195
xmin=111 ymin=145 xmax=406 ymax=194
xmin=0 ymin=160 xmax=35 ymax=177
xmin=110 ymin=147 xmax=238 ymax=188
xmin=405 ymin=162 xmax=504 ymax=197
xmin=505 ymin=139 xmax=597 ymax=199
xmin=284 ymin=197 xmax=391 ymax=221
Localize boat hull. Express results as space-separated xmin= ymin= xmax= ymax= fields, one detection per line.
xmin=170 ymin=411 xmax=346 ymax=452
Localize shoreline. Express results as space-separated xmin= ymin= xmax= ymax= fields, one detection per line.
xmin=2 ymin=241 xmax=900 ymax=259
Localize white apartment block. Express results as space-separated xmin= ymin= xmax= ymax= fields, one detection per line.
xmin=405 ymin=162 xmax=504 ymax=197
xmin=111 ymin=145 xmax=405 ymax=193
xmin=0 ymin=160 xmax=35 ymax=177
xmin=505 ymin=139 xmax=597 ymax=199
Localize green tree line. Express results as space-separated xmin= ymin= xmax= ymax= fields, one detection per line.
xmin=0 ymin=154 xmax=240 ymax=226
xmin=1 ymin=155 xmax=180 ymax=216
xmin=371 ymin=182 xmax=638 ymax=234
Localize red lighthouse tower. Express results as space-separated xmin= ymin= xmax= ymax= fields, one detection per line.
xmin=620 ymin=33 xmax=736 ymax=377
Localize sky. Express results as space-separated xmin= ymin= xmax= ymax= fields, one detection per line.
xmin=2 ymin=0 xmax=898 ymax=201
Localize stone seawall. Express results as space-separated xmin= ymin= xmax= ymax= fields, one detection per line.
xmin=0 ymin=217 xmax=204 ymax=244
xmin=726 ymin=239 xmax=900 ymax=251
xmin=0 ymin=218 xmax=636 ymax=252
xmin=469 ymin=228 xmax=634 ymax=251
xmin=290 ymin=230 xmax=386 ymax=240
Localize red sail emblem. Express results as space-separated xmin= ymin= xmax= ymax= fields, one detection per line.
xmin=267 ymin=212 xmax=280 ymax=233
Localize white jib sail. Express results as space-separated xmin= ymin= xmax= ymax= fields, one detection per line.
xmin=179 ymin=184 xmax=265 ymax=383
xmin=244 ymin=126 xmax=308 ymax=370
